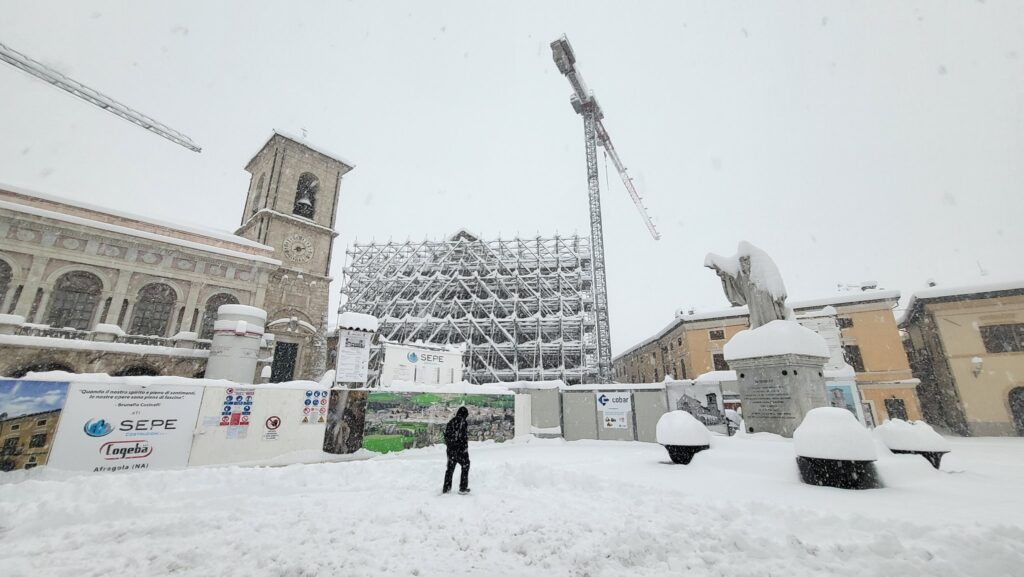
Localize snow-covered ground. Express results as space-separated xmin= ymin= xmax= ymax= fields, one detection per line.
xmin=2 ymin=434 xmax=1023 ymax=577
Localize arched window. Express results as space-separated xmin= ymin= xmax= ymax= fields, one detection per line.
xmin=199 ymin=293 xmax=240 ymax=339
xmin=292 ymin=172 xmax=318 ymax=219
xmin=129 ymin=283 xmax=177 ymax=337
xmin=0 ymin=259 xmax=11 ymax=309
xmin=251 ymin=173 xmax=265 ymax=215
xmin=46 ymin=271 xmax=102 ymax=330
xmin=112 ymin=365 xmax=160 ymax=377
xmin=9 ymin=361 xmax=74 ymax=378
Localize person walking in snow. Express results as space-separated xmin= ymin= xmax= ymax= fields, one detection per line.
xmin=442 ymin=406 xmax=471 ymax=494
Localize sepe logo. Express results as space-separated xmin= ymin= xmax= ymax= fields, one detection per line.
xmin=407 ymin=352 xmax=418 ymax=363
xmin=84 ymin=418 xmax=114 ymax=437
xmin=100 ymin=440 xmax=153 ymax=460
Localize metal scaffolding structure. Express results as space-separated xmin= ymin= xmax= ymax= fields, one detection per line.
xmin=341 ymin=231 xmax=599 ymax=386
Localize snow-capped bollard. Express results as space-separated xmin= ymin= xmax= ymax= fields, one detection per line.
xmin=204 ymin=305 xmax=267 ymax=384
xmin=656 ymin=410 xmax=711 ymax=464
xmin=875 ymin=419 xmax=950 ymax=469
xmin=793 ymin=407 xmax=881 ymax=489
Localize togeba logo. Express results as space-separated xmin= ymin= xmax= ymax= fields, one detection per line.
xmin=100 ymin=440 xmax=153 ymax=460
xmin=84 ymin=418 xmax=113 ymax=437
xmin=407 ymin=352 xmax=418 ymax=363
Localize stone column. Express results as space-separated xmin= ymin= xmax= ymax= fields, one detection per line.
xmin=12 ymin=256 xmax=48 ymax=318
xmin=33 ymin=288 xmax=52 ymax=324
xmin=180 ymin=281 xmax=203 ymax=335
xmin=108 ymin=269 xmax=134 ymax=331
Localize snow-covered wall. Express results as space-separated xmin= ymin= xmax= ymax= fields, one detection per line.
xmin=188 ymin=383 xmax=331 ymax=466
xmin=0 ymin=373 xmax=332 ymax=475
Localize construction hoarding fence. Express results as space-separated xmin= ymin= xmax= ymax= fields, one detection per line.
xmin=0 ymin=376 xmax=336 ymax=473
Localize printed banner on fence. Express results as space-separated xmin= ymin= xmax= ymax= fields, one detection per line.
xmin=0 ymin=380 xmax=70 ymax=472
xmin=48 ymin=382 xmax=203 ymax=473
xmin=666 ymin=382 xmax=729 ymax=434
xmin=363 ymin=391 xmax=514 ymax=453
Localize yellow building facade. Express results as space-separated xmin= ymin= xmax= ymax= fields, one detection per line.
xmin=0 ymin=409 xmax=61 ymax=471
xmin=901 ymin=282 xmax=1024 ymax=436
xmin=613 ymin=291 xmax=922 ymax=425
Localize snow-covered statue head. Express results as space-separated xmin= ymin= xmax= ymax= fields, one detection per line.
xmin=704 ymin=241 xmax=792 ymax=329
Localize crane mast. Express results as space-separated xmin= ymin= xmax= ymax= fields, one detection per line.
xmin=551 ymin=35 xmax=659 ymax=382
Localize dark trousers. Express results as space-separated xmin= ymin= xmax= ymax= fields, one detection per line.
xmin=443 ymin=450 xmax=470 ymax=493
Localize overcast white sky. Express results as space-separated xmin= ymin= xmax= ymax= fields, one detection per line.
xmin=1 ymin=1 xmax=1022 ymax=354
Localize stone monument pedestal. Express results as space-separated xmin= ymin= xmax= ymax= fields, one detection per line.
xmin=728 ymin=354 xmax=828 ymax=437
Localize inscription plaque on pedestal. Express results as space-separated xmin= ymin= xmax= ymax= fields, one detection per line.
xmin=730 ymin=354 xmax=829 ymax=438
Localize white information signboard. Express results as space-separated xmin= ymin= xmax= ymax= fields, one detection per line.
xmin=595 ymin=392 xmax=631 ymax=429
xmin=336 ymin=329 xmax=372 ymax=384
xmin=379 ymin=343 xmax=463 ymax=387
xmin=48 ymin=382 xmax=203 ymax=473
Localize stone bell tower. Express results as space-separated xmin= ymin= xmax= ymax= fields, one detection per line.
xmin=236 ymin=131 xmax=354 ymax=381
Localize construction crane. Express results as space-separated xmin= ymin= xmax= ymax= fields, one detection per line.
xmin=551 ymin=35 xmax=658 ymax=382
xmin=0 ymin=41 xmax=201 ymax=152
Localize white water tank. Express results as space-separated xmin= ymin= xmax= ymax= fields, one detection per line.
xmin=204 ymin=305 xmax=267 ymax=383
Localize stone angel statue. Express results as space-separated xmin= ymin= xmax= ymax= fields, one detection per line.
xmin=704 ymin=241 xmax=791 ymax=329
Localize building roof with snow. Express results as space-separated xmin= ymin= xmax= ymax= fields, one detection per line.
xmin=246 ymin=131 xmax=355 ymax=171
xmin=613 ymin=289 xmax=901 ymax=362
xmin=899 ymin=280 xmax=1024 ymax=327
xmin=0 ymin=183 xmax=280 ymax=264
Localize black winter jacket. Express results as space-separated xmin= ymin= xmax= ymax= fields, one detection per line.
xmin=444 ymin=407 xmax=469 ymax=453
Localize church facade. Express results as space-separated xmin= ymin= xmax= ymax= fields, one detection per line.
xmin=0 ymin=132 xmax=351 ymax=382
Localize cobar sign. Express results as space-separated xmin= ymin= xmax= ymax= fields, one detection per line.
xmin=596 ymin=392 xmax=632 ymax=413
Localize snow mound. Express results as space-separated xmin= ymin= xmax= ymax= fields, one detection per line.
xmin=0 ymin=313 xmax=26 ymax=325
xmin=656 ymin=411 xmax=712 ymax=446
xmin=318 ymin=369 xmax=336 ymax=388
xmin=823 ymin=364 xmax=856 ymax=379
xmin=217 ymin=304 xmax=268 ymax=320
xmin=337 ymin=311 xmax=379 ymax=332
xmin=724 ymin=320 xmax=830 ymax=361
xmin=875 ymin=419 xmax=950 ymax=453
xmin=793 ymin=407 xmax=877 ymax=461
xmin=695 ymin=370 xmax=737 ymax=383
xmin=724 ymin=409 xmax=741 ymax=425
xmin=93 ymin=323 xmax=126 ymax=336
